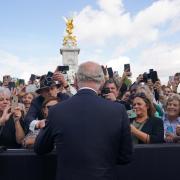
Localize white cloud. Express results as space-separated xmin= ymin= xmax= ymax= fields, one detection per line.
xmin=73 ymin=0 xmax=180 ymax=85
xmin=139 ymin=43 xmax=180 ymax=77
xmin=0 ymin=50 xmax=60 ymax=82
xmin=74 ymin=0 xmax=180 ymax=49
xmin=97 ymin=0 xmax=124 ymax=15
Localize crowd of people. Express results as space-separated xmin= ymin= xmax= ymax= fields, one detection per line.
xmin=0 ymin=64 xmax=180 ymax=148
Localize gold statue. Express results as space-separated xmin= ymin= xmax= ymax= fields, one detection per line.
xmin=63 ymin=17 xmax=77 ymax=47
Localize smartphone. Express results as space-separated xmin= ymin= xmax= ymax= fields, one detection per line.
xmin=57 ymin=66 xmax=69 ymax=72
xmin=30 ymin=74 xmax=36 ymax=82
xmin=3 ymin=75 xmax=11 ymax=83
xmin=169 ymin=76 xmax=174 ymax=83
xmin=127 ymin=109 xmax=137 ymax=119
xmin=19 ymin=79 xmax=25 ymax=85
xmin=8 ymin=82 xmax=16 ymax=90
xmin=151 ymin=71 xmax=158 ymax=83
xmin=124 ymin=64 xmax=130 ymax=72
xmin=47 ymin=71 xmax=53 ymax=77
xmin=107 ymin=67 xmax=113 ymax=78
xmin=11 ymin=95 xmax=18 ymax=112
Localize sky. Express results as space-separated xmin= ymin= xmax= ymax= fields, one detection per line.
xmin=0 ymin=0 xmax=180 ymax=84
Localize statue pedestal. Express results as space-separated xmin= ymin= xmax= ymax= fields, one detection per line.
xmin=60 ymin=47 xmax=80 ymax=71
xmin=60 ymin=47 xmax=80 ymax=85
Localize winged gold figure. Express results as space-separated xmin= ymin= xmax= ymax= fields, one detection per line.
xmin=63 ymin=17 xmax=77 ymax=47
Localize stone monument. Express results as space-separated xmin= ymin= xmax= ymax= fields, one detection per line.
xmin=60 ymin=17 xmax=80 ymax=84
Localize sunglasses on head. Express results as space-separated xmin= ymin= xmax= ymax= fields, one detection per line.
xmin=134 ymin=92 xmax=151 ymax=104
xmin=134 ymin=92 xmax=147 ymax=99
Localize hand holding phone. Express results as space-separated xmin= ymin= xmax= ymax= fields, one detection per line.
xmin=11 ymin=95 xmax=18 ymax=112
xmin=124 ymin=64 xmax=131 ymax=77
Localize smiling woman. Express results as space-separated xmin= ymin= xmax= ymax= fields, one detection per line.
xmin=163 ymin=94 xmax=180 ymax=143
xmin=130 ymin=92 xmax=164 ymax=144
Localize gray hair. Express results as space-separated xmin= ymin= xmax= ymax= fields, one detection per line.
xmin=76 ymin=61 xmax=104 ymax=84
xmin=0 ymin=87 xmax=11 ymax=97
xmin=166 ymin=94 xmax=180 ymax=108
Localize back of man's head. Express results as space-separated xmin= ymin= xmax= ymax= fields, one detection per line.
xmin=76 ymin=61 xmax=105 ymax=90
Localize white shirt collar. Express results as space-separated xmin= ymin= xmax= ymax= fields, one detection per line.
xmin=79 ymin=87 xmax=97 ymax=94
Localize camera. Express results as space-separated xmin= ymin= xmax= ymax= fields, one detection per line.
xmin=30 ymin=74 xmax=41 ymax=82
xmin=101 ymin=87 xmax=110 ymax=97
xmin=46 ymin=71 xmax=54 ymax=82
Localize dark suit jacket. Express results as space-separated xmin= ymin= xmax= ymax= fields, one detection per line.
xmin=34 ymin=89 xmax=133 ymax=180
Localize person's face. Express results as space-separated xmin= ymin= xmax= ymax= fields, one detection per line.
xmin=49 ymin=86 xmax=58 ymax=97
xmin=105 ymin=83 xmax=119 ymax=97
xmin=174 ymin=76 xmax=180 ymax=85
xmin=166 ymin=100 xmax=180 ymax=119
xmin=137 ymin=74 xmax=143 ymax=82
xmin=40 ymin=88 xmax=50 ymax=98
xmin=0 ymin=93 xmax=10 ymax=111
xmin=122 ymin=91 xmax=130 ymax=102
xmin=133 ymin=97 xmax=148 ymax=118
xmin=43 ymin=100 xmax=58 ymax=118
xmin=164 ymin=87 xmax=172 ymax=97
xmin=22 ymin=93 xmax=34 ymax=107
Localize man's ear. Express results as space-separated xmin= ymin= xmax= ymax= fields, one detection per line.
xmin=74 ymin=76 xmax=79 ymax=90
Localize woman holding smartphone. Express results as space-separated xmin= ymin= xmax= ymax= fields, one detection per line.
xmin=0 ymin=87 xmax=25 ymax=148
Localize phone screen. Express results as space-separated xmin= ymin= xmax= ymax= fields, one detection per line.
xmin=11 ymin=95 xmax=18 ymax=112
xmin=169 ymin=76 xmax=174 ymax=82
xmin=124 ymin=64 xmax=130 ymax=72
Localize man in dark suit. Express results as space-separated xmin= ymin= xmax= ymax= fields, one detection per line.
xmin=34 ymin=61 xmax=133 ymax=180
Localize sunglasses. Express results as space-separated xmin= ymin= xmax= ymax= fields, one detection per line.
xmin=133 ymin=92 xmax=151 ymax=103
xmin=134 ymin=92 xmax=147 ymax=98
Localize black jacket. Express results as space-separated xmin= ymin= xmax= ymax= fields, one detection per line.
xmin=34 ymin=89 xmax=133 ymax=180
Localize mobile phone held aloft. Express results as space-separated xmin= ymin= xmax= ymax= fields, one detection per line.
xmin=107 ymin=67 xmax=113 ymax=78
xmin=57 ymin=66 xmax=69 ymax=73
xmin=124 ymin=64 xmax=130 ymax=72
xmin=11 ymin=95 xmax=19 ymax=112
